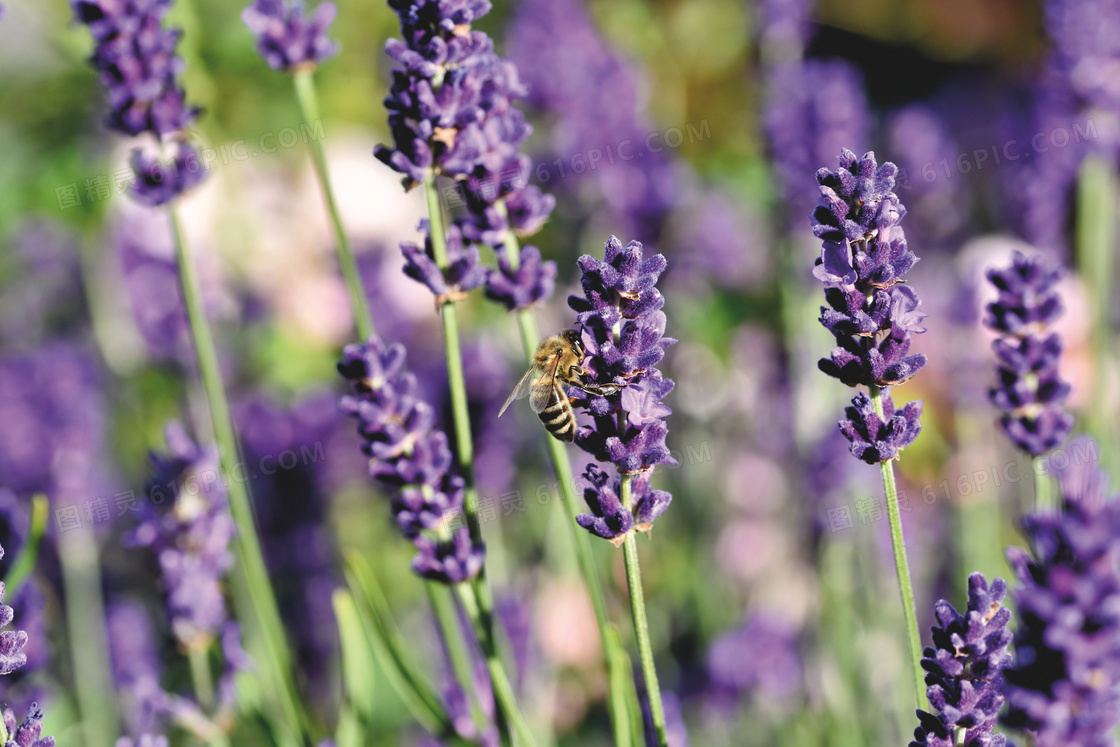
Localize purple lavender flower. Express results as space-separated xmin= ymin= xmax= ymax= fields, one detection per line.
xmin=983 ymin=250 xmax=1073 ymax=455
xmin=242 ymin=0 xmax=339 ymax=72
xmin=508 ymin=0 xmax=674 ymax=243
xmin=0 ymin=546 xmax=27 ymax=678
xmin=707 ymin=614 xmax=801 ymax=699
xmin=837 ymin=390 xmax=923 ymax=464
xmin=70 ymin=0 xmax=206 ymax=204
xmin=483 ymin=245 xmax=556 ymax=311
xmin=377 ymin=0 xmax=556 ymax=311
xmin=128 ymin=423 xmax=235 ymax=647
xmin=909 ymin=573 xmax=1012 ymax=747
xmin=401 ymin=221 xmax=487 ymax=304
xmin=338 ymin=335 xmax=484 ymax=583
xmin=1 ymin=705 xmax=54 ymax=747
xmin=811 ymin=150 xmax=927 ymax=463
xmin=1001 ymin=442 xmax=1120 ymax=746
xmin=107 ymin=601 xmax=167 ymax=736
xmin=566 ymin=237 xmax=676 ymax=543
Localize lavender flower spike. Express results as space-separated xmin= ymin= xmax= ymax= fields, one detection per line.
xmin=567 ymin=236 xmax=676 ymax=543
xmin=70 ymin=0 xmax=206 ymax=204
xmin=0 ymin=544 xmax=27 ymax=677
xmin=242 ymin=0 xmax=339 ymax=72
xmin=338 ymin=334 xmax=484 ymax=583
xmin=812 ymin=149 xmax=927 ymax=463
xmin=1 ymin=704 xmax=55 ymax=747
xmin=1001 ymin=441 xmax=1120 ymax=746
xmin=984 ymin=250 xmax=1073 ymax=455
xmin=910 ymin=573 xmax=1012 ymax=747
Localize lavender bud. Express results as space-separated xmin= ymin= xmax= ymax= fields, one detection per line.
xmin=1 ymin=704 xmax=54 ymax=747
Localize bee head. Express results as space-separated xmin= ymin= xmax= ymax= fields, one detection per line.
xmin=563 ymin=329 xmax=584 ymax=357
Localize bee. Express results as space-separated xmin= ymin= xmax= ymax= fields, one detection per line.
xmin=498 ymin=330 xmax=616 ymax=442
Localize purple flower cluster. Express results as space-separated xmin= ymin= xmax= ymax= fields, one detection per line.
xmin=375 ymin=0 xmax=556 ymax=311
xmin=0 ymin=545 xmax=27 ymax=677
xmin=70 ymin=0 xmax=205 ymax=205
xmin=707 ymin=614 xmax=802 ymax=700
xmin=508 ymin=0 xmax=676 ymax=243
xmin=401 ymin=221 xmax=487 ymax=305
xmin=811 ymin=149 xmax=927 ymax=463
xmin=983 ymin=250 xmax=1072 ymax=455
xmin=128 ymin=423 xmax=235 ymax=647
xmin=567 ymin=237 xmax=675 ymax=543
xmin=107 ymin=601 xmax=166 ymax=736
xmin=338 ymin=335 xmax=484 ymax=583
xmin=117 ymin=736 xmax=168 ymax=747
xmin=1 ymin=705 xmax=54 ymax=747
xmin=1001 ymin=442 xmax=1120 ymax=746
xmin=242 ymin=0 xmax=339 ymax=72
xmin=910 ymin=573 xmax=1012 ymax=747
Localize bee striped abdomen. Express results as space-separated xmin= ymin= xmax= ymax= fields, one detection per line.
xmin=538 ymin=386 xmax=576 ymax=442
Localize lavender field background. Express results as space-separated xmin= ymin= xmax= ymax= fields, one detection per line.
xmin=0 ymin=0 xmax=1117 ymax=745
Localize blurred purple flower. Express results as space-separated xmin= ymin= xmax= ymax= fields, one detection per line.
xmin=0 ymin=221 xmax=85 ymax=347
xmin=707 ymin=614 xmax=801 ymax=699
xmin=70 ymin=0 xmax=207 ymax=204
xmin=116 ymin=736 xmax=168 ymax=747
xmin=242 ymin=0 xmax=339 ymax=72
xmin=128 ymin=423 xmax=235 ymax=647
xmin=983 ymin=250 xmax=1072 ymax=455
xmin=1002 ymin=441 xmax=1120 ymax=745
xmin=338 ymin=335 xmax=484 ymax=583
xmin=107 ymin=601 xmax=167 ymax=736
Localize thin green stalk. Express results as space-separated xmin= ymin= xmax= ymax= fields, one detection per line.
xmin=457 ymin=584 xmax=538 ymax=747
xmin=344 ymin=554 xmax=470 ymax=744
xmin=427 ymin=583 xmax=488 ymax=733
xmin=1075 ymin=156 xmax=1118 ymax=475
xmin=59 ymin=527 xmax=118 ymax=747
xmin=168 ymin=207 xmax=307 ymax=743
xmin=868 ymin=385 xmax=929 ymax=712
xmin=499 ymin=212 xmax=639 ymax=746
xmin=189 ymin=644 xmax=216 ymax=711
xmin=292 ymin=70 xmax=376 ymax=340
xmin=1035 ymin=465 xmax=1055 ymax=513
xmin=620 ymin=475 xmax=668 ymax=747
xmin=423 ymin=177 xmax=523 ymax=745
xmin=3 ymin=494 xmax=47 ymax=600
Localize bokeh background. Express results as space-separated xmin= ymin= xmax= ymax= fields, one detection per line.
xmin=0 ymin=0 xmax=1116 ymax=744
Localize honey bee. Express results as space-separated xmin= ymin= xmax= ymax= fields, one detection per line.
xmin=499 ymin=330 xmax=616 ymax=442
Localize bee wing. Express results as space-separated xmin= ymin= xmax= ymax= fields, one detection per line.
xmin=499 ymin=364 xmax=539 ymax=417
xmin=530 ymin=354 xmax=562 ymax=414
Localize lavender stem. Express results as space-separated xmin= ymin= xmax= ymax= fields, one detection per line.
xmin=621 ymin=475 xmax=667 ymax=747
xmin=426 ymin=584 xmax=488 ymax=734
xmin=292 ymin=69 xmax=376 ymax=339
xmin=868 ymin=384 xmax=928 ymax=711
xmin=59 ymin=525 xmax=118 ymax=747
xmin=168 ymin=206 xmax=306 ymax=741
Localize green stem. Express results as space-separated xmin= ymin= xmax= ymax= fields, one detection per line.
xmin=59 ymin=527 xmax=118 ymax=747
xmin=168 ymin=206 xmax=307 ymax=743
xmin=423 ymin=177 xmax=528 ymax=744
xmin=620 ymin=475 xmax=668 ymax=747
xmin=189 ymin=644 xmax=216 ymax=711
xmin=499 ymin=216 xmax=638 ymax=746
xmin=3 ymin=494 xmax=47 ymax=600
xmin=1035 ymin=464 xmax=1056 ymax=513
xmin=427 ymin=583 xmax=488 ymax=733
xmin=868 ymin=386 xmax=929 ymax=712
xmin=457 ymin=584 xmax=538 ymax=747
xmin=293 ymin=70 xmax=376 ymax=340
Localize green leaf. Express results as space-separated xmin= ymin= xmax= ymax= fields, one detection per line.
xmin=332 ymin=589 xmax=376 ymax=728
